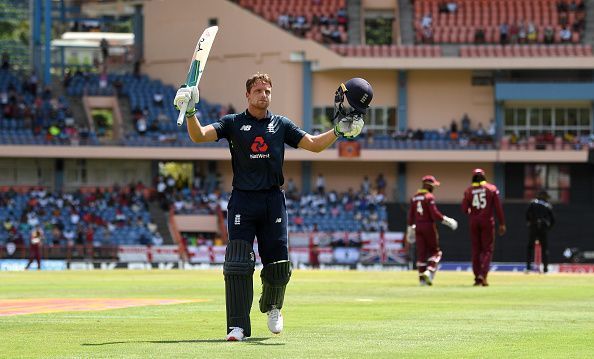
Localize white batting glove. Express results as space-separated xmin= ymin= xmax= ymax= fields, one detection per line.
xmin=442 ymin=216 xmax=458 ymax=230
xmin=406 ymin=225 xmax=416 ymax=244
xmin=173 ymin=85 xmax=200 ymax=117
xmin=334 ymin=116 xmax=365 ymax=139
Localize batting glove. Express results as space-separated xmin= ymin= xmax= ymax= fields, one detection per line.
xmin=334 ymin=116 xmax=365 ymax=139
xmin=174 ymin=85 xmax=200 ymax=118
xmin=441 ymin=216 xmax=458 ymax=230
xmin=406 ymin=225 xmax=416 ymax=244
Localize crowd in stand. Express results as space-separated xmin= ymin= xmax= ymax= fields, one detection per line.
xmin=0 ymin=66 xmax=96 ymax=145
xmin=162 ymin=171 xmax=388 ymax=234
xmin=277 ymin=7 xmax=349 ymax=44
xmin=285 ymin=175 xmax=388 ymax=233
xmin=0 ymin=183 xmax=161 ymax=249
xmin=419 ymin=0 xmax=587 ymax=44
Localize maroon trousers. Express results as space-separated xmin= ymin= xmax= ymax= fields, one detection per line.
xmin=26 ymin=244 xmax=41 ymax=270
xmin=415 ymin=223 xmax=442 ymax=274
xmin=470 ymin=219 xmax=495 ymax=279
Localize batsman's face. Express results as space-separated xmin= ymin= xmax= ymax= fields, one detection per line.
xmin=247 ymin=81 xmax=271 ymax=110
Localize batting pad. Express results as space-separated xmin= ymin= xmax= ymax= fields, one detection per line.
xmin=259 ymin=260 xmax=292 ymax=313
xmin=224 ymin=240 xmax=255 ymax=337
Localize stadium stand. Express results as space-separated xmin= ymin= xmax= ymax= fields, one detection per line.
xmin=237 ymin=0 xmax=349 ymax=44
xmin=414 ymin=0 xmax=587 ymax=44
xmin=330 ymin=44 xmax=442 ymax=57
xmin=0 ymin=184 xmax=158 ymax=247
xmin=460 ymin=43 xmax=593 ymax=56
xmin=0 ymin=69 xmax=100 ymax=146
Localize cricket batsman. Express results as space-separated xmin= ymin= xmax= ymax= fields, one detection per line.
xmin=174 ymin=74 xmax=373 ymax=340
xmin=461 ymin=169 xmax=506 ymax=286
xmin=407 ymin=175 xmax=458 ymax=286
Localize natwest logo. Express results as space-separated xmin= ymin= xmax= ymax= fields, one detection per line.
xmin=250 ymin=136 xmax=270 ymax=159
xmin=250 ymin=136 xmax=268 ymax=153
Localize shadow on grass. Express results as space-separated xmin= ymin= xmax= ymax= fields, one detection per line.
xmin=82 ymin=337 xmax=283 ymax=346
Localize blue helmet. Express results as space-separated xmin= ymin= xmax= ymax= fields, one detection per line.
xmin=344 ymin=77 xmax=373 ymax=113
xmin=333 ymin=77 xmax=373 ymax=120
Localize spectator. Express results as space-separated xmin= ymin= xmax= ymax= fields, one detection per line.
xmin=509 ymin=22 xmax=519 ymax=43
xmin=438 ymin=1 xmax=449 ymax=13
xmin=316 ymin=174 xmax=325 ymax=194
xmin=544 ymin=26 xmax=555 ymax=44
xmin=526 ymin=22 xmax=537 ymax=43
xmin=447 ymin=1 xmax=458 ymax=13
xmin=277 ymin=13 xmax=290 ymax=30
xmin=517 ymin=20 xmax=527 ymax=43
xmin=27 ymin=72 xmax=38 ymax=96
xmin=286 ymin=177 xmax=297 ymax=198
xmin=559 ymin=26 xmax=572 ymax=42
xmin=499 ymin=23 xmax=509 ymax=44
xmin=361 ymin=176 xmax=371 ymax=194
xmin=461 ymin=113 xmax=471 ymax=134
xmin=474 ymin=28 xmax=486 ymax=44
xmin=422 ymin=27 xmax=434 ymax=44
xmin=421 ymin=13 xmax=432 ymax=29
xmin=100 ymin=38 xmax=109 ymax=63
xmin=99 ymin=68 xmax=108 ymax=89
xmin=136 ymin=115 xmax=147 ymax=135
xmin=375 ymin=173 xmax=386 ymax=195
xmin=153 ymin=89 xmax=164 ymax=107
xmin=487 ymin=119 xmax=496 ymax=139
xmin=336 ymin=7 xmax=348 ymax=30
xmin=1 ymin=51 xmax=10 ymax=70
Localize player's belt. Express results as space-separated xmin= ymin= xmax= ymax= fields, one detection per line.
xmin=235 ymin=186 xmax=280 ymax=193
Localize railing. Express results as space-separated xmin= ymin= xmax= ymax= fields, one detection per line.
xmin=0 ymin=244 xmax=118 ymax=261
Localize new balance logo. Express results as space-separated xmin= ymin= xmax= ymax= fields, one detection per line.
xmin=240 ymin=125 xmax=251 ymax=131
xmin=275 ymin=218 xmax=282 ymax=223
xmin=267 ymin=123 xmax=275 ymax=133
xmin=234 ymin=214 xmax=241 ymax=225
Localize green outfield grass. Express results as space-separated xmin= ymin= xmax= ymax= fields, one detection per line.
xmin=1 ymin=270 xmax=594 ymax=358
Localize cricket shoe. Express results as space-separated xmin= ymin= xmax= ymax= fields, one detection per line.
xmin=267 ymin=307 xmax=283 ymax=334
xmin=421 ymin=270 xmax=433 ymax=286
xmin=226 ymin=327 xmax=246 ymax=341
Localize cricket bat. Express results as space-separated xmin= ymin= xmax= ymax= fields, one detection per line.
xmin=176 ymin=25 xmax=219 ymax=126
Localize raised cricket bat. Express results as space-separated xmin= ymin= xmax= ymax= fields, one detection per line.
xmin=176 ymin=25 xmax=219 ymax=126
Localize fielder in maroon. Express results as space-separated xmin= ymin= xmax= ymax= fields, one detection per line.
xmin=461 ymin=169 xmax=506 ymax=286
xmin=407 ymin=175 xmax=458 ymax=286
xmin=25 ymin=226 xmax=44 ymax=270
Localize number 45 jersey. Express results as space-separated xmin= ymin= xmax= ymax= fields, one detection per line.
xmin=462 ymin=181 xmax=505 ymax=224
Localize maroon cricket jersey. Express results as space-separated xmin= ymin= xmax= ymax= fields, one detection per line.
xmin=408 ymin=189 xmax=445 ymax=225
xmin=462 ymin=181 xmax=505 ymax=224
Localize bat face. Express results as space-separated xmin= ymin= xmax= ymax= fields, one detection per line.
xmin=177 ymin=25 xmax=219 ymax=126
xmin=185 ymin=26 xmax=218 ymax=87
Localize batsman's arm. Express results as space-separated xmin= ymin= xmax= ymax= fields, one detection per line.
xmin=186 ymin=115 xmax=218 ymax=143
xmin=298 ymin=129 xmax=339 ymax=153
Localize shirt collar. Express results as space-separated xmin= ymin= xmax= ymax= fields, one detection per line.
xmin=245 ymin=109 xmax=272 ymax=120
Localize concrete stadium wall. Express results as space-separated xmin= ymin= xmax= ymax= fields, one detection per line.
xmin=62 ymin=159 xmax=152 ymax=189
xmin=407 ymin=70 xmax=494 ymax=130
xmin=0 ymin=159 xmax=55 ymax=187
xmin=312 ymin=70 xmax=398 ymax=109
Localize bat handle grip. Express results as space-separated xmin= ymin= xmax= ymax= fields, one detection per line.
xmin=176 ymin=101 xmax=189 ymax=126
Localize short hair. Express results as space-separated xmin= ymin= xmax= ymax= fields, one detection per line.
xmin=246 ymin=73 xmax=272 ymax=93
